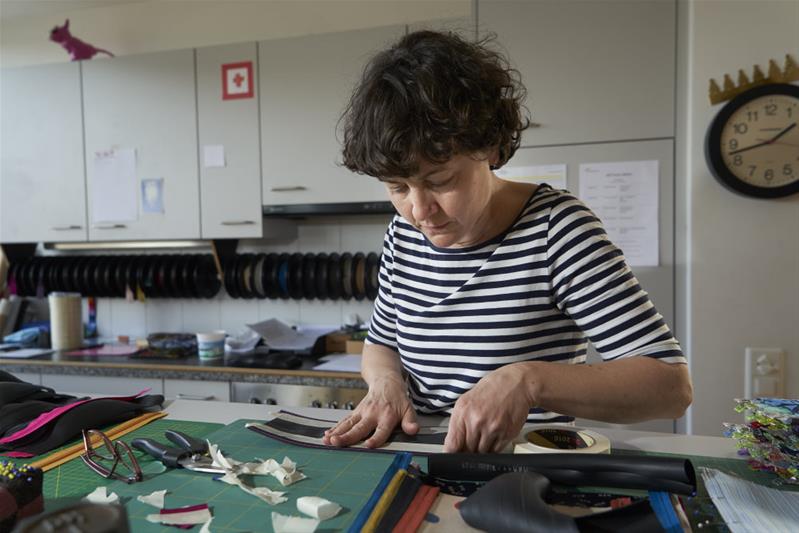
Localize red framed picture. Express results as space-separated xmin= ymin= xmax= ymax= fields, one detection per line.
xmin=222 ymin=61 xmax=254 ymax=100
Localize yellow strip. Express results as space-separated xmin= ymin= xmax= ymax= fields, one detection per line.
xmin=362 ymin=469 xmax=407 ymax=533
xmin=30 ymin=410 xmax=167 ymax=471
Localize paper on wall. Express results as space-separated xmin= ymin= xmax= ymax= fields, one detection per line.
xmin=578 ymin=160 xmax=659 ymax=267
xmin=494 ymin=163 xmax=568 ymax=191
xmin=141 ymin=178 xmax=164 ymax=214
xmin=91 ymin=148 xmax=138 ymax=224
xmin=203 ymin=145 xmax=226 ymax=168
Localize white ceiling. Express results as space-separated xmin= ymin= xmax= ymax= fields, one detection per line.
xmin=0 ymin=0 xmax=148 ymax=21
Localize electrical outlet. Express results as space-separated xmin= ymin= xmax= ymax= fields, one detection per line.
xmin=744 ymin=347 xmax=785 ymax=398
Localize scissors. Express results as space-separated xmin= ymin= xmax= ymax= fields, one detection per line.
xmin=131 ymin=430 xmax=226 ymax=474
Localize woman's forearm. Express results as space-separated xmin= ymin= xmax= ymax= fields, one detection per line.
xmin=360 ymin=343 xmax=405 ymax=387
xmin=522 ymin=356 xmax=693 ymax=423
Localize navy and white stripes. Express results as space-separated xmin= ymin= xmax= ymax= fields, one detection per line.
xmin=367 ymin=185 xmax=686 ymax=422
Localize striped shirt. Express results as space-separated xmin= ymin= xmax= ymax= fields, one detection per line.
xmin=366 ymin=185 xmax=686 ymax=423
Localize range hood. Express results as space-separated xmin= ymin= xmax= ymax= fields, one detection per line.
xmin=262 ymin=201 xmax=395 ymax=216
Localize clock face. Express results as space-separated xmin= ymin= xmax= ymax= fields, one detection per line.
xmin=706 ymin=83 xmax=799 ymax=198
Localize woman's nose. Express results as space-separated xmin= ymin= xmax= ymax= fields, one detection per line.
xmin=410 ymin=188 xmax=437 ymax=222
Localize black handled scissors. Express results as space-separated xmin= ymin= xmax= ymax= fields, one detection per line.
xmin=131 ymin=430 xmax=227 ymax=474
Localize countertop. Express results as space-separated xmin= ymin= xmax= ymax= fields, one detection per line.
xmin=0 ymin=350 xmax=365 ymax=388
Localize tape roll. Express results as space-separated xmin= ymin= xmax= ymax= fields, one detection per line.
xmin=513 ymin=426 xmax=611 ymax=455
xmin=49 ymin=292 xmax=83 ymax=351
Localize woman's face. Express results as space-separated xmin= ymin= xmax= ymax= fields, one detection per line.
xmin=381 ymin=154 xmax=497 ymax=248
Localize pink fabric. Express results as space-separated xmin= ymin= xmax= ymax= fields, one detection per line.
xmin=0 ymin=451 xmax=33 ymax=458
xmin=0 ymin=389 xmax=149 ymax=445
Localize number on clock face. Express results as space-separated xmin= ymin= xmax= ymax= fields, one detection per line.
xmin=720 ymin=94 xmax=799 ymax=188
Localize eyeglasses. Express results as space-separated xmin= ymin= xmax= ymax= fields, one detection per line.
xmin=80 ymin=429 xmax=143 ymax=484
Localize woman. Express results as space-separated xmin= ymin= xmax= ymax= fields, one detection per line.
xmin=323 ymin=30 xmax=692 ymax=454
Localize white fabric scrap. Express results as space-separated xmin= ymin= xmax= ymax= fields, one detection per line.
xmin=297 ymin=496 xmax=342 ymax=520
xmin=84 ymin=486 xmax=119 ymax=504
xmin=136 ymin=489 xmax=167 ymax=509
xmin=146 ymin=506 xmax=212 ymax=526
xmin=199 ymin=516 xmax=214 ymax=533
xmin=272 ymin=512 xmax=319 ymax=533
xmin=255 ymin=457 xmax=306 ymax=486
xmin=219 ymin=471 xmax=287 ymax=505
xmin=207 ymin=441 xmax=243 ymax=470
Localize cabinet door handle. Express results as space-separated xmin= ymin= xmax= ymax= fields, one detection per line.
xmin=221 ymin=220 xmax=256 ymax=226
xmin=93 ymin=224 xmax=127 ymax=229
xmin=176 ymin=393 xmax=216 ymax=401
xmin=51 ymin=225 xmax=83 ymax=230
xmin=270 ymin=186 xmax=307 ymax=192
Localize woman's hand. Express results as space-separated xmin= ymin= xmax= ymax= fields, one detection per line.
xmin=444 ymin=364 xmax=533 ymax=453
xmin=322 ymin=375 xmax=419 ymax=448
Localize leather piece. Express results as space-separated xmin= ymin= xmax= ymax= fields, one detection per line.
xmin=459 ymin=472 xmax=579 ymax=533
xmin=428 ymin=453 xmax=696 ymax=495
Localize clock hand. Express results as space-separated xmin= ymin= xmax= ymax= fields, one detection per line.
xmin=770 ymin=122 xmax=796 ymax=142
xmin=728 ymin=139 xmax=772 ymax=155
xmin=729 ymin=122 xmax=797 ymax=156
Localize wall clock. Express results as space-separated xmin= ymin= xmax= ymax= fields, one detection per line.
xmin=705 ymin=83 xmax=799 ymax=198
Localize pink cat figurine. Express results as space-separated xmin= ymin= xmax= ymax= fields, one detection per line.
xmin=50 ymin=19 xmax=114 ymax=61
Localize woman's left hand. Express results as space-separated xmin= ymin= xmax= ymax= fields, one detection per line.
xmin=443 ymin=363 xmax=534 ymax=453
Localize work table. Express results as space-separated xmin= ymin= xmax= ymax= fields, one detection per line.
xmin=164 ymin=399 xmax=742 ymax=460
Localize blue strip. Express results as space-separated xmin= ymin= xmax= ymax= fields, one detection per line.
xmin=648 ymin=490 xmax=682 ymax=533
xmin=348 ymin=452 xmax=412 ymax=533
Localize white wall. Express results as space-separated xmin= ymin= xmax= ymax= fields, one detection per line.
xmin=677 ymin=0 xmax=799 ymax=436
xmin=0 ymin=0 xmax=471 ymax=67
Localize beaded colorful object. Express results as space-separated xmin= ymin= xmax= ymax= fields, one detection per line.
xmin=724 ymin=398 xmax=799 ymax=484
xmin=0 ymin=460 xmax=44 ymax=530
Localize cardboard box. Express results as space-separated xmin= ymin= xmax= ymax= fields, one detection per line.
xmin=345 ymin=340 xmax=365 ymax=355
xmin=325 ymin=331 xmax=350 ymax=353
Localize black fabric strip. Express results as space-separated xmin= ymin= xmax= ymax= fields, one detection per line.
xmin=375 ymin=473 xmax=423 ymax=532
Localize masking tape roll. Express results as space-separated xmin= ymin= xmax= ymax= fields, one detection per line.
xmin=48 ymin=291 xmax=83 ymax=351
xmin=513 ymin=425 xmax=611 ymax=454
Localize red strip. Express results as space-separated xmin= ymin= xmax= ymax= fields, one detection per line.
xmin=392 ymin=484 xmax=439 ymax=533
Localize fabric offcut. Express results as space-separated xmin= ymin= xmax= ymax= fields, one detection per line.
xmin=0 ymin=371 xmax=163 ymax=457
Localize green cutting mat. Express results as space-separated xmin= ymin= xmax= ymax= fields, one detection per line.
xmin=43 ymin=418 xmax=408 ymax=532
xmin=35 ymin=419 xmax=798 ymax=533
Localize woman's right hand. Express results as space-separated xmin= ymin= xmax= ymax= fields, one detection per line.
xmin=321 ymin=375 xmax=418 ymax=448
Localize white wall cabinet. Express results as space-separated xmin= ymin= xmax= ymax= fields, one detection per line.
xmin=1 ymin=62 xmax=87 ymax=243
xmin=196 ymin=43 xmax=263 ymax=239
xmin=259 ymin=26 xmax=404 ymax=207
xmin=82 ymin=49 xmax=200 ymax=241
xmin=479 ymin=0 xmax=676 ymax=147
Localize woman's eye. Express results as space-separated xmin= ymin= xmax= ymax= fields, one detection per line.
xmin=430 ymin=177 xmax=453 ymax=189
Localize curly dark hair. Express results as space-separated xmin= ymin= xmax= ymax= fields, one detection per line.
xmin=340 ymin=30 xmax=530 ymax=178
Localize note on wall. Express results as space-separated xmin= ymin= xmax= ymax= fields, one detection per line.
xmin=494 ymin=164 xmax=568 ymax=191
xmin=141 ymin=178 xmax=164 ymax=214
xmin=578 ymin=160 xmax=659 ymax=267
xmin=91 ymin=148 xmax=138 ymax=223
xmin=203 ymin=145 xmax=226 ymax=168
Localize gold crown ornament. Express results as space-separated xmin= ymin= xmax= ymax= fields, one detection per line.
xmin=708 ymin=54 xmax=799 ymax=105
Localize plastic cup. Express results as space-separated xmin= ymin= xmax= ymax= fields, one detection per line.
xmin=196 ymin=331 xmax=225 ymax=359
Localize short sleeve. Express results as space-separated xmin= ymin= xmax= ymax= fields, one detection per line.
xmin=546 ymin=193 xmax=686 ymax=364
xmin=366 ymin=218 xmax=399 ymax=350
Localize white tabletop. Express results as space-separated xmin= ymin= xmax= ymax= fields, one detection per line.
xmin=164 ymin=399 xmax=741 ymax=460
